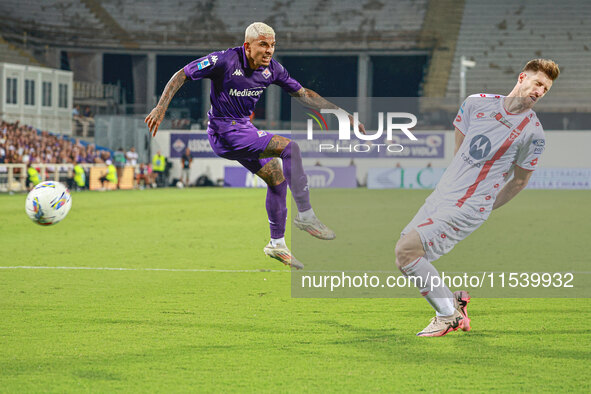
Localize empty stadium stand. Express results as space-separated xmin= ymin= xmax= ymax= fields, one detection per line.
xmin=0 ymin=35 xmax=42 ymax=66
xmin=446 ymin=0 xmax=591 ymax=109
xmin=418 ymin=0 xmax=466 ymax=97
xmin=100 ymin=0 xmax=428 ymax=49
xmin=0 ymin=0 xmax=119 ymax=48
xmin=1 ymin=0 xmax=588 ymax=115
xmin=0 ymin=0 xmax=428 ymax=50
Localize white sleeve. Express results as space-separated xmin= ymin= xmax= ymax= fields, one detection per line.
xmin=453 ymin=97 xmax=473 ymax=135
xmin=515 ymin=120 xmax=545 ymax=171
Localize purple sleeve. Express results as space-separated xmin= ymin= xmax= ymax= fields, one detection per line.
xmin=272 ymin=61 xmax=302 ymax=93
xmin=183 ymin=51 xmax=225 ymax=81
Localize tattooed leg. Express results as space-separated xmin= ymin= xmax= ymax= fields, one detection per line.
xmin=259 ymin=135 xmax=291 ymax=158
xmin=259 ymin=135 xmax=311 ymax=212
xmin=257 ymin=159 xmax=288 ymax=239
xmin=256 ymin=158 xmax=285 ymax=186
xmin=259 ymin=136 xmax=312 ymax=213
xmin=279 ymin=141 xmax=312 ymax=212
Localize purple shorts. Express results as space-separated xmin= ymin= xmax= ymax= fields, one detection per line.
xmin=207 ymin=117 xmax=274 ymax=174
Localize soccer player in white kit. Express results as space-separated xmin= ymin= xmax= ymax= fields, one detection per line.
xmin=395 ymin=59 xmax=560 ymax=337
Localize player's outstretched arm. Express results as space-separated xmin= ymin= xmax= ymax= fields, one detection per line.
xmin=145 ymin=68 xmax=188 ymax=137
xmin=493 ymin=166 xmax=533 ymax=210
xmin=289 ymin=87 xmax=366 ymax=134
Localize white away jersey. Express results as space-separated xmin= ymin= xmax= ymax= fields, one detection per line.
xmin=428 ymin=94 xmax=545 ymax=217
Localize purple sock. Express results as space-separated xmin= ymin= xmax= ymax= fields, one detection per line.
xmin=280 ymin=141 xmax=312 ymax=212
xmin=266 ymin=180 xmax=288 ymax=239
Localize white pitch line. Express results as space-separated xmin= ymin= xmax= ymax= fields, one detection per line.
xmin=0 ymin=266 xmax=400 ymax=274
xmin=0 ymin=266 xmax=289 ymax=273
xmin=0 ymin=266 xmax=397 ymax=273
xmin=2 ymin=266 xmax=588 ymax=274
xmin=0 ymin=266 xmax=401 ymax=274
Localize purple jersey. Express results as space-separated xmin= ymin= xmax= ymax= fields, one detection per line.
xmin=184 ymin=46 xmax=302 ymax=119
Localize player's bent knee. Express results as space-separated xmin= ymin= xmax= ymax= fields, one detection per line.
xmin=395 ymin=258 xmax=405 ymax=272
xmin=394 ymin=240 xmax=411 ymax=269
xmin=257 ymin=159 xmax=285 ymax=186
xmin=395 ymin=234 xmax=424 ymax=269
xmin=286 ymin=140 xmax=301 ymax=158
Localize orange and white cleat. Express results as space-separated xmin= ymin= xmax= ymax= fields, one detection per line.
xmin=416 ymin=291 xmax=472 ymax=337
xmin=454 ymin=290 xmax=471 ymax=331
xmin=293 ymin=216 xmax=336 ymax=240
xmin=416 ymin=309 xmax=469 ymax=337
xmin=263 ymin=242 xmax=304 ymax=270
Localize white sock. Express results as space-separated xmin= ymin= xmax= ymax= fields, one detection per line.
xmin=297 ymin=208 xmax=315 ymax=221
xmin=270 ymin=237 xmax=286 ymax=247
xmin=401 ymin=256 xmax=455 ymax=317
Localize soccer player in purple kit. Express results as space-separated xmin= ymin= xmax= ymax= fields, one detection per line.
xmin=145 ymin=22 xmax=365 ymax=269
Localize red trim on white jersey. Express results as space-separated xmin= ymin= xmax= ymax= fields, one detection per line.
xmin=514 ymin=163 xmax=535 ymax=172
xmin=456 ymin=116 xmax=531 ymax=208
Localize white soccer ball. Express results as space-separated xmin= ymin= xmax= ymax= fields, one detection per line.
xmin=25 ymin=181 xmax=72 ymax=226
xmin=176 ymin=181 xmax=184 ymax=189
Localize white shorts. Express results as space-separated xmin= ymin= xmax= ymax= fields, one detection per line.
xmin=401 ymin=200 xmax=486 ymax=262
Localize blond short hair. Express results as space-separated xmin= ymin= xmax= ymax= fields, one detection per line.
xmin=522 ymin=59 xmax=560 ymax=81
xmin=245 ymin=22 xmax=275 ymax=43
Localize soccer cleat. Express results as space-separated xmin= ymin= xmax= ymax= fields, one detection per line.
xmin=454 ymin=290 xmax=472 ymax=331
xmin=416 ymin=309 xmax=469 ymax=337
xmin=263 ymin=242 xmax=304 ymax=270
xmin=294 ymin=216 xmax=336 ymax=240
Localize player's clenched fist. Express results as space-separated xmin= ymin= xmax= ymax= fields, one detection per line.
xmin=145 ymin=105 xmax=166 ymax=137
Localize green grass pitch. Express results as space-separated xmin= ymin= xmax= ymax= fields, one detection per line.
xmin=1 ymin=188 xmax=590 ymax=392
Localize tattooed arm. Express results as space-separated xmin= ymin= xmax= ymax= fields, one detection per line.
xmin=145 ymin=68 xmax=188 ymax=136
xmin=290 ymin=87 xmax=366 ymax=134
xmin=289 ymin=87 xmax=341 ymax=111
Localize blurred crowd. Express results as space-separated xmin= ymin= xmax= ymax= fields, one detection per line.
xmin=1 ymin=119 xmax=186 ymax=191
xmin=0 ymin=119 xmax=108 ymax=165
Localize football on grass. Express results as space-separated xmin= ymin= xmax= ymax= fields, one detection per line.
xmin=25 ymin=181 xmax=72 ymax=226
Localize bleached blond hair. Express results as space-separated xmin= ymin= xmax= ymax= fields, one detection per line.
xmin=245 ymin=22 xmax=275 ymax=43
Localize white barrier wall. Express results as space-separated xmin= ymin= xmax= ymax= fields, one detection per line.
xmin=537 ymin=131 xmax=590 ymax=168
xmin=0 ymin=63 xmax=73 ymax=134
xmin=151 ymin=130 xmax=591 ymax=185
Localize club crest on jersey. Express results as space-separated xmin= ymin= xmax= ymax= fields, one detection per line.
xmin=490 ymin=112 xmax=513 ymax=128
xmin=262 ymin=68 xmax=271 ymax=79
xmin=257 ymin=130 xmax=268 ymax=137
xmin=197 ymin=58 xmax=211 ymax=70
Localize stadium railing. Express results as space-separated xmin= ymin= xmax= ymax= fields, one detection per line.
xmin=0 ymin=163 xmax=137 ymax=192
